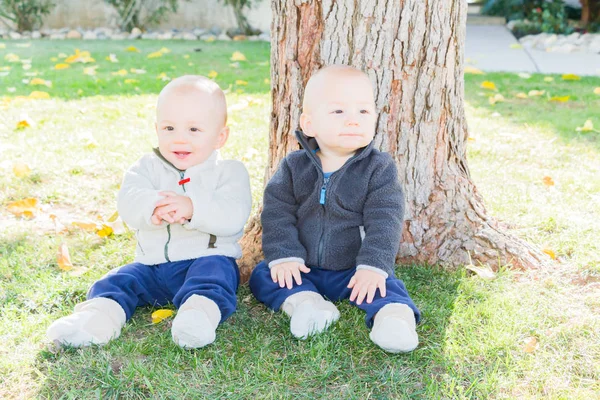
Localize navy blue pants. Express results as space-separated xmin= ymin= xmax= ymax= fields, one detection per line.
xmin=88 ymin=255 xmax=239 ymax=324
xmin=249 ymin=261 xmax=420 ymax=328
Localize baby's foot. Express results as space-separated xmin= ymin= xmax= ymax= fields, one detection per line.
xmin=282 ymin=291 xmax=340 ymax=339
xmin=369 ymin=303 xmax=418 ymax=353
xmin=171 ymin=295 xmax=221 ymax=349
xmin=46 ymin=297 xmax=126 ymax=347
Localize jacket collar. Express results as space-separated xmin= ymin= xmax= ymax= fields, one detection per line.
xmin=294 ymin=130 xmax=374 ymax=171
xmin=152 ymin=148 xmax=219 ymax=175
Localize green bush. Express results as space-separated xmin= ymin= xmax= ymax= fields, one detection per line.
xmin=0 ymin=0 xmax=55 ymax=32
xmin=481 ymin=0 xmax=543 ymax=21
xmin=531 ymin=0 xmax=574 ymax=34
xmin=103 ymin=0 xmax=189 ymax=32
xmin=511 ymin=21 xmax=543 ymax=38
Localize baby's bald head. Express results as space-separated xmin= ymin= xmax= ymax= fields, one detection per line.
xmin=302 ymin=65 xmax=375 ymax=114
xmin=157 ymin=75 xmax=227 ymax=126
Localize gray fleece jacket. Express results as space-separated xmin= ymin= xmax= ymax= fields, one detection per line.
xmin=261 ymin=131 xmax=405 ymax=278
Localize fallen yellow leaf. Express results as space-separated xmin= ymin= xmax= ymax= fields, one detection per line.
xmin=480 ymin=81 xmax=497 ymax=91
xmin=515 ymin=92 xmax=528 ymax=99
xmin=13 ymin=162 xmax=31 ymax=178
xmin=112 ymin=69 xmax=128 ymax=76
xmin=561 ymin=73 xmax=580 ymax=81
xmin=159 ymin=47 xmax=171 ymax=54
xmin=64 ymin=49 xmax=95 ymax=64
xmin=130 ymin=68 xmax=146 ymax=74
xmin=29 ymin=91 xmax=50 ymax=99
xmin=72 ymin=221 xmax=98 ymax=232
xmin=528 ymin=90 xmax=545 ymax=97
xmin=544 ymin=76 xmax=554 ymax=82
xmin=107 ymin=211 xmax=119 ymax=223
xmin=7 ymin=198 xmax=38 ymax=218
xmin=594 ymin=87 xmax=600 ymax=95
xmin=124 ymin=79 xmax=139 ymax=84
xmin=57 ymin=242 xmax=74 ymax=271
xmin=106 ymin=54 xmax=119 ymax=63
xmin=549 ymin=95 xmax=569 ymax=103
xmin=125 ymin=46 xmax=140 ymax=52
xmin=523 ymin=337 xmax=538 ymax=353
xmin=183 ymin=54 xmax=190 ymax=59
xmin=4 ymin=53 xmax=20 ymax=62
xmin=157 ymin=72 xmax=171 ymax=81
xmin=55 ymin=63 xmax=70 ymax=70
xmin=208 ymin=70 xmax=218 ymax=79
xmin=576 ymin=119 xmax=595 ymax=133
xmin=235 ymin=80 xmax=248 ymax=86
xmin=29 ymin=78 xmax=52 ymax=87
xmin=464 ymin=66 xmax=484 ymax=75
xmin=466 ymin=264 xmax=496 ymax=280
xmin=147 ymin=51 xmax=163 ymax=59
xmin=230 ymin=51 xmax=247 ymax=61
xmin=151 ymin=309 xmax=174 ymax=324
xmin=16 ymin=114 xmax=34 ymax=129
xmin=50 ymin=57 xmax=58 ymax=62
xmin=543 ymin=248 xmax=557 ymax=260
xmin=264 ymin=78 xmax=270 ymax=84
xmin=542 ymin=176 xmax=555 ymax=186
xmin=510 ymin=43 xmax=523 ymax=49
xmin=96 ymin=224 xmax=113 ymax=238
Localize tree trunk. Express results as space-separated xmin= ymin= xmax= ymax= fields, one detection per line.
xmin=581 ymin=0 xmax=590 ymax=25
xmin=239 ymin=0 xmax=550 ymax=282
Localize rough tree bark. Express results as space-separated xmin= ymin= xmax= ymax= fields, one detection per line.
xmin=239 ymin=0 xmax=549 ymax=282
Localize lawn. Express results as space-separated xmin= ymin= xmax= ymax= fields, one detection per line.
xmin=1 ymin=40 xmax=599 ymax=399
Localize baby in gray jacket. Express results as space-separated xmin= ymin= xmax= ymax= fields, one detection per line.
xmin=250 ymin=65 xmax=421 ymax=353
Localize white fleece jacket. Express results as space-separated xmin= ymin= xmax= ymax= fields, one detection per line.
xmin=117 ymin=150 xmax=252 ymax=264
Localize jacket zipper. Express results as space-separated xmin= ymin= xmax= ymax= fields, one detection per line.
xmin=164 ymin=171 xmax=186 ymax=262
xmin=317 ymin=175 xmax=330 ymax=266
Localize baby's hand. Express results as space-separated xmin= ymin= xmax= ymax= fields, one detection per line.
xmin=151 ymin=207 xmax=181 ymax=225
xmin=348 ymin=269 xmax=387 ymax=305
xmin=270 ymin=261 xmax=311 ymax=289
xmin=153 ymin=191 xmax=193 ymax=224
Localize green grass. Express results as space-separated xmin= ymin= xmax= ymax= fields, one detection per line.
xmin=1 ymin=40 xmax=600 ymax=399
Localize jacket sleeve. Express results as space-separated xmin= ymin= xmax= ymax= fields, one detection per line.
xmin=261 ymin=157 xmax=307 ymax=267
xmin=183 ymin=161 xmax=252 ymax=237
xmin=117 ymin=156 xmax=164 ymax=231
xmin=355 ymin=156 xmax=405 ymax=278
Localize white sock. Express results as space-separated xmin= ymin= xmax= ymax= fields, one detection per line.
xmin=369 ymin=303 xmax=419 ymax=353
xmin=171 ymin=295 xmax=221 ymax=349
xmin=281 ymin=291 xmax=340 ymax=339
xmin=46 ymin=297 xmax=126 ymax=347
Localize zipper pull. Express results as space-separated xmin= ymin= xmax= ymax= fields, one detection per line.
xmin=319 ymin=177 xmax=329 ymax=205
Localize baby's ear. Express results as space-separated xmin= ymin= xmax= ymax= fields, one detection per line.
xmin=215 ymin=126 xmax=230 ymax=149
xmin=300 ymin=113 xmax=313 ymax=137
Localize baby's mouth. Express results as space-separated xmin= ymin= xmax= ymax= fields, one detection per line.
xmin=173 ymin=151 xmax=191 ymax=159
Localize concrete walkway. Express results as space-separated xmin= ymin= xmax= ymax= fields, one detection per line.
xmin=465 ymin=24 xmax=600 ymax=76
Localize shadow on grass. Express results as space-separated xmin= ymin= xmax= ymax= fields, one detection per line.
xmin=464 ymin=72 xmax=600 ymax=151
xmin=33 ymin=264 xmax=464 ymax=398
xmin=0 ymin=40 xmax=271 ymax=99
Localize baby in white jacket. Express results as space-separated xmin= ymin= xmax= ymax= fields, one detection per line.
xmin=47 ymin=75 xmax=252 ymax=349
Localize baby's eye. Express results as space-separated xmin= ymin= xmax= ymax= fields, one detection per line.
xmin=164 ymin=126 xmax=174 ymax=131
xmin=190 ymin=127 xmax=201 ymax=132
xmin=360 ymin=109 xmax=370 ymax=114
xmin=331 ymin=110 xmax=343 ymax=114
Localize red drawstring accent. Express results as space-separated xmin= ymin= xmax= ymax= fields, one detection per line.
xmin=178 ymin=178 xmax=190 ymax=185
